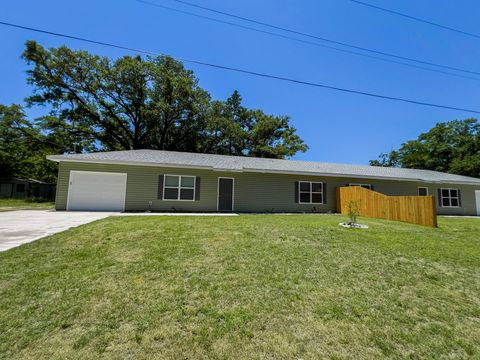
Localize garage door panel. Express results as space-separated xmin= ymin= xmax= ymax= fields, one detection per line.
xmin=67 ymin=171 xmax=127 ymax=211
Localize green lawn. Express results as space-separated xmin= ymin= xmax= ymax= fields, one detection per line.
xmin=0 ymin=198 xmax=54 ymax=212
xmin=0 ymin=215 xmax=479 ymax=359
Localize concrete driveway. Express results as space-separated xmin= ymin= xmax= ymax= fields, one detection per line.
xmin=0 ymin=210 xmax=114 ymax=252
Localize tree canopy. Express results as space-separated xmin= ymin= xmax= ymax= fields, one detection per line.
xmin=0 ymin=104 xmax=62 ymax=183
xmin=0 ymin=41 xmax=308 ymax=183
xmin=370 ymin=118 xmax=480 ymax=177
xmin=22 ymin=40 xmax=307 ymax=157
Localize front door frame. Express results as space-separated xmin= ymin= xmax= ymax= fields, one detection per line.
xmin=217 ymin=177 xmax=234 ymax=212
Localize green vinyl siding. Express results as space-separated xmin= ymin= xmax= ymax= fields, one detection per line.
xmin=56 ymin=162 xmax=221 ymax=212
xmin=55 ymin=161 xmax=480 ymax=215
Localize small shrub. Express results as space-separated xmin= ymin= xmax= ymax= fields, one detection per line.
xmin=347 ymin=200 xmax=361 ymax=226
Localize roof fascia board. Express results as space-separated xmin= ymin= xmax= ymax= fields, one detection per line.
xmin=47 ymin=157 xmax=214 ymax=171
xmin=243 ymin=168 xmax=480 ymax=185
xmin=242 ymin=168 xmax=429 ymax=183
xmin=46 ymin=156 xmax=480 ymax=186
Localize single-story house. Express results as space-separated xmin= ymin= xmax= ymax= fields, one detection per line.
xmin=0 ymin=177 xmax=56 ymax=199
xmin=47 ymin=150 xmax=480 ymax=215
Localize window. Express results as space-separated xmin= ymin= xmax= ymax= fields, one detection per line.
xmin=163 ymin=175 xmax=195 ymax=201
xmin=299 ymin=181 xmax=323 ymax=204
xmin=440 ymin=188 xmax=460 ymax=207
xmin=418 ymin=187 xmax=429 ymax=196
xmin=348 ymin=183 xmax=372 ymax=190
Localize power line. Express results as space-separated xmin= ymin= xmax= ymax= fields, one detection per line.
xmin=132 ymin=0 xmax=480 ymax=82
xmin=148 ymin=0 xmax=480 ymax=77
xmin=1 ymin=20 xmax=479 ymax=114
xmin=350 ymin=0 xmax=480 ymax=40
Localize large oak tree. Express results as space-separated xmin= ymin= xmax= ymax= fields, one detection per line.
xmin=22 ymin=41 xmax=307 ymax=158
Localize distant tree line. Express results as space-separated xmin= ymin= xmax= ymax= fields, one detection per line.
xmin=370 ymin=118 xmax=480 ymax=178
xmin=1 ymin=41 xmax=308 ymax=183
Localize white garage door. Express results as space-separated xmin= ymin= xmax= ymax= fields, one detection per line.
xmin=67 ymin=171 xmax=127 ymax=211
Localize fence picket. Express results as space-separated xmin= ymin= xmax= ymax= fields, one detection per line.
xmin=336 ymin=186 xmax=437 ymax=227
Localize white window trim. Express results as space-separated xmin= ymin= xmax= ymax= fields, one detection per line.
xmin=418 ymin=187 xmax=429 ymax=196
xmin=440 ymin=188 xmax=460 ymax=208
xmin=298 ymin=181 xmax=324 ymax=204
xmin=348 ymin=183 xmax=372 ymax=190
xmin=163 ymin=174 xmax=196 ymax=202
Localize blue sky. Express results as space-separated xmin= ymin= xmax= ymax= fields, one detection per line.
xmin=1 ymin=0 xmax=479 ymax=164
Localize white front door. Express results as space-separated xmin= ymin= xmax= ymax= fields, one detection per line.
xmin=476 ymin=190 xmax=480 ymax=216
xmin=67 ymin=171 xmax=127 ymax=211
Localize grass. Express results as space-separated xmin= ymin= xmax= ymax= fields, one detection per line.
xmin=0 ymin=215 xmax=479 ymax=359
xmin=0 ymin=198 xmax=54 ymax=212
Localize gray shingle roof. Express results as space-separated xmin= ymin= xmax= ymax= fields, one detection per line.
xmin=47 ymin=149 xmax=480 ymax=185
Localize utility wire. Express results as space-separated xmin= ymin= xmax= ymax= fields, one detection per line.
xmin=132 ymin=0 xmax=480 ymax=82
xmin=146 ymin=0 xmax=480 ymax=76
xmin=350 ymin=0 xmax=480 ymax=40
xmin=1 ymin=20 xmax=479 ymax=114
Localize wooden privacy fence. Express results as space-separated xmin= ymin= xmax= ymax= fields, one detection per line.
xmin=336 ymin=186 xmax=437 ymax=227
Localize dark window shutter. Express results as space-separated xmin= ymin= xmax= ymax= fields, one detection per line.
xmin=294 ymin=181 xmax=299 ymax=203
xmin=437 ymin=189 xmax=442 ymax=207
xmin=158 ymin=175 xmax=164 ymax=200
xmin=457 ymin=189 xmax=462 ymax=207
xmin=195 ymin=177 xmax=201 ymax=201
xmin=323 ymin=183 xmax=327 ymax=204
